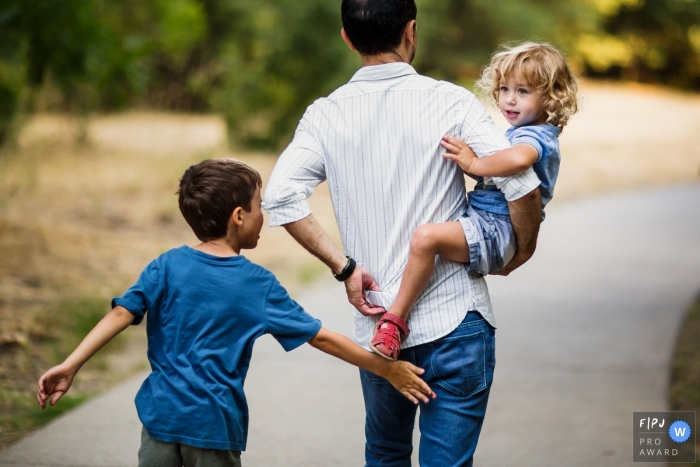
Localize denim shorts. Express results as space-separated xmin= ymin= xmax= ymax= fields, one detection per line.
xmin=458 ymin=205 xmax=515 ymax=275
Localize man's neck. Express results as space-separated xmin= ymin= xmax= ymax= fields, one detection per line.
xmin=360 ymin=49 xmax=412 ymax=67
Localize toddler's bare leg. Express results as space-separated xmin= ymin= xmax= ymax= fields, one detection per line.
xmin=388 ymin=222 xmax=470 ymax=320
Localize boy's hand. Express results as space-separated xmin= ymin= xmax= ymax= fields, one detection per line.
xmin=37 ymin=363 xmax=77 ymax=409
xmin=440 ymin=136 xmax=478 ymax=174
xmin=383 ymin=361 xmax=436 ymax=404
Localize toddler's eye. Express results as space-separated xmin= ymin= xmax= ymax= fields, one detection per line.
xmin=499 ymin=86 xmax=508 ymax=93
xmin=517 ymin=88 xmax=529 ymax=95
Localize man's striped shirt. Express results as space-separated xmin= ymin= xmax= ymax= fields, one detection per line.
xmin=263 ymin=62 xmax=540 ymax=349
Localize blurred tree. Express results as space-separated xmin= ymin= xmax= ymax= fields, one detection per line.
xmin=0 ymin=2 xmax=25 ymax=144
xmin=415 ymin=0 xmax=586 ymax=81
xmin=577 ymin=0 xmax=700 ymax=88
xmin=0 ymin=0 xmax=698 ymax=149
xmin=200 ymin=0 xmax=356 ymax=148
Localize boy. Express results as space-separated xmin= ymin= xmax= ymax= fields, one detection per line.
xmin=37 ymin=158 xmax=434 ymax=467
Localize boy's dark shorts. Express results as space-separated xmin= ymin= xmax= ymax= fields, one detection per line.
xmin=138 ymin=428 xmax=242 ymax=467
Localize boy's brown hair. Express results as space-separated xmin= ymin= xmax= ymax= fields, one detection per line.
xmin=178 ymin=158 xmax=262 ymax=241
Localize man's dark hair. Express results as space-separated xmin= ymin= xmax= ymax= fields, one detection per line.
xmin=341 ymin=0 xmax=417 ymax=56
xmin=177 ymin=159 xmax=262 ymax=241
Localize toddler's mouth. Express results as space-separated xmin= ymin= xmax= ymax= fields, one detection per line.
xmin=505 ymin=111 xmax=519 ymax=119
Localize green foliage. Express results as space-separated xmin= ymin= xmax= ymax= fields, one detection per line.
xmin=416 ymin=0 xmax=586 ymax=80
xmin=578 ymin=0 xmax=700 ymax=88
xmin=205 ymin=0 xmax=357 ymax=148
xmin=1 ymin=0 xmax=698 ymax=148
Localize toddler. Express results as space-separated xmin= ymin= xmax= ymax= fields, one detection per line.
xmin=370 ymin=42 xmax=579 ymax=360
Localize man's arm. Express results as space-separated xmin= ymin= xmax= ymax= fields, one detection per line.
xmin=284 ymin=215 xmax=384 ymax=316
xmin=264 ymin=111 xmax=385 ymax=316
xmin=495 ymin=188 xmax=542 ymax=276
xmin=307 ymin=327 xmax=436 ymax=404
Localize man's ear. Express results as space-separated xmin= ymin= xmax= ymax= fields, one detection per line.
xmin=229 ymin=207 xmax=244 ymax=228
xmin=341 ymin=28 xmax=358 ymax=52
xmin=404 ymin=20 xmax=417 ymax=48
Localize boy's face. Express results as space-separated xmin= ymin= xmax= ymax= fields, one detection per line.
xmin=240 ymin=186 xmax=264 ymax=250
xmin=497 ymin=74 xmax=547 ymax=127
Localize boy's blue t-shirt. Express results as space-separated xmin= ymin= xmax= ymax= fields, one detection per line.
xmin=468 ymin=124 xmax=561 ymax=220
xmin=112 ymin=246 xmax=322 ymax=451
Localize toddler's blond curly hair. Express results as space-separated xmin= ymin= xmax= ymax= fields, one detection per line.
xmin=477 ymin=42 xmax=579 ymax=129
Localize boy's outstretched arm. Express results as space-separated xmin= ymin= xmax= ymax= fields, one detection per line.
xmin=307 ymin=327 xmax=436 ymax=404
xmin=37 ymin=306 xmax=134 ymax=409
xmin=441 ymin=136 xmax=538 ymax=177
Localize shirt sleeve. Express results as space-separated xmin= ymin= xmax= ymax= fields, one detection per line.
xmin=459 ymin=97 xmax=540 ymax=202
xmin=262 ymin=107 xmax=327 ymax=227
xmin=509 ymin=127 xmax=545 ymax=163
xmin=264 ymin=276 xmax=322 ymax=352
xmin=111 ymin=259 xmax=162 ymax=325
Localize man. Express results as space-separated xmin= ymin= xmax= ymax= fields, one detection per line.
xmin=263 ymin=0 xmax=542 ymax=465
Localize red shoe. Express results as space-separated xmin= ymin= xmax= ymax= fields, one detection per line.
xmin=369 ymin=313 xmax=410 ymax=361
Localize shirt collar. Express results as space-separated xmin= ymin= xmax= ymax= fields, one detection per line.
xmin=348 ymin=62 xmax=417 ymax=83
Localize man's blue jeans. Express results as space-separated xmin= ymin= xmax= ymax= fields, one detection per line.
xmin=360 ymin=311 xmax=496 ymax=467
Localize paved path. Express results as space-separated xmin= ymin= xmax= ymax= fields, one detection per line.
xmin=1 ymin=184 xmax=699 ymax=467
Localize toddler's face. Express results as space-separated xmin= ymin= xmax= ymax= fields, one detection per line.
xmin=497 ymin=74 xmax=547 ymax=127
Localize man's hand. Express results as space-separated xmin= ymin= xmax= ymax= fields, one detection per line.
xmin=283 ymin=216 xmax=386 ymax=316
xmin=381 ymin=361 xmax=436 ymax=404
xmin=345 ymin=265 xmax=385 ymax=316
xmin=37 ymin=363 xmax=77 ymax=409
xmin=492 ymin=252 xmax=530 ymax=276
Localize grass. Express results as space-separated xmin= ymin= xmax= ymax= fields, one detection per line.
xmin=0 ymin=296 xmax=124 ymax=449
xmin=669 ymin=292 xmax=700 ymax=464
xmin=0 ymin=390 xmax=88 ymax=441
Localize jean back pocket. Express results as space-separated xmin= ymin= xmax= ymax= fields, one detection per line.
xmin=430 ymin=330 xmax=487 ymax=397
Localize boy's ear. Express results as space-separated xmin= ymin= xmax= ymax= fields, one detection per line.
xmin=229 ymin=207 xmax=244 ymax=227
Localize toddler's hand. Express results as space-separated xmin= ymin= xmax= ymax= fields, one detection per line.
xmin=37 ymin=363 xmax=77 ymax=409
xmin=385 ymin=361 xmax=436 ymax=404
xmin=441 ymin=136 xmax=478 ymax=174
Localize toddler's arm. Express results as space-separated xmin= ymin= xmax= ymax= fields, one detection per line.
xmin=441 ymin=135 xmax=538 ymax=177
xmin=307 ymin=327 xmax=436 ymax=404
xmin=37 ymin=306 xmax=134 ymax=409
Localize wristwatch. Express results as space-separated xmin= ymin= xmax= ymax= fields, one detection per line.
xmin=333 ymin=256 xmax=356 ymax=282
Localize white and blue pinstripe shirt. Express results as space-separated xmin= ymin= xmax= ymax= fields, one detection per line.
xmin=263 ymin=62 xmax=540 ymax=349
